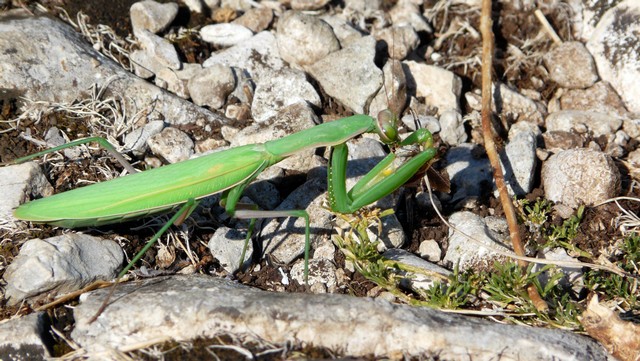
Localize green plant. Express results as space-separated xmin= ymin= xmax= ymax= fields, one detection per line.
xmin=335 ymin=209 xmax=454 ymax=302
xmin=516 ymin=197 xmax=552 ymax=232
xmin=424 ymin=265 xmax=481 ymax=309
xmin=517 ymin=199 xmax=590 ymax=258
xmin=484 ymin=262 xmax=541 ymax=309
xmin=540 ymin=205 xmax=592 ymax=259
xmin=584 ymin=235 xmax=639 ymax=310
xmin=334 ymin=209 xmax=399 ymax=290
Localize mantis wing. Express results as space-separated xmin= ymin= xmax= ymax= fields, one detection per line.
xmin=14 ymin=144 xmax=278 ymax=228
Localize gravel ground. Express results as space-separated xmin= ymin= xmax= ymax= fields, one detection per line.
xmin=0 ymin=0 xmax=639 ymax=360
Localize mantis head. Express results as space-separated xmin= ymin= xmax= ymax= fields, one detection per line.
xmin=376 ymin=109 xmax=400 ymax=144
xmin=377 ymin=109 xmax=434 ymax=150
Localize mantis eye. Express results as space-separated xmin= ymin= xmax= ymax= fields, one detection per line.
xmin=376 ymin=109 xmax=399 ymax=144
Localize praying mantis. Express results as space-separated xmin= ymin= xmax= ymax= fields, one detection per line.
xmin=11 ymin=109 xmax=436 ymax=284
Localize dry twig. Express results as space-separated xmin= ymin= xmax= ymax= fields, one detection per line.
xmin=479 ymin=0 xmax=548 ymax=312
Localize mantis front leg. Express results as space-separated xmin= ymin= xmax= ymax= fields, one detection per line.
xmin=328 ymin=128 xmax=437 ymax=214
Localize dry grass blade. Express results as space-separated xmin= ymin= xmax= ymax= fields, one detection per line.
xmin=56 ymin=8 xmax=134 ymax=71
xmin=34 ymin=280 xmax=115 ymax=311
xmin=595 ymin=197 xmax=640 ymax=236
xmin=534 ymin=9 xmax=562 ymax=45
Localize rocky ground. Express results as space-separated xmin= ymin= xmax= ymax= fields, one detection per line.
xmin=0 ymin=0 xmax=639 ymax=360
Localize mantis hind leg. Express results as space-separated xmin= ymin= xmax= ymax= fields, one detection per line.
xmin=89 ymin=199 xmax=199 ymax=322
xmin=12 ymin=136 xmax=137 ymax=175
xmin=119 ymin=199 xmax=199 ymax=278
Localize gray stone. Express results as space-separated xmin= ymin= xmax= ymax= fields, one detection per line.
xmin=0 ymin=162 xmax=53 ymax=225
xmin=203 ymin=0 xmax=220 ymax=10
xmin=154 ymin=63 xmax=202 ymax=99
xmin=130 ymin=0 xmax=178 ymax=34
xmin=134 ymin=29 xmax=181 ymax=70
xmin=623 ymin=118 xmax=640 ymax=138
xmin=123 ymin=120 xmax=166 ymax=156
xmin=200 ymin=23 xmax=254 ymax=47
xmin=220 ymin=0 xmax=248 ymax=10
xmin=203 ymin=31 xmax=285 ymax=80
xmin=466 ymin=83 xmax=547 ymax=125
xmin=627 ymin=148 xmax=640 ymax=167
xmin=376 ymin=25 xmax=419 ymax=60
xmin=34 ymin=127 xmax=79 ymax=159
xmin=559 ymin=81 xmax=630 ymax=119
xmin=232 ymin=7 xmax=273 ymax=33
xmin=445 ymin=143 xmax=493 ymax=203
xmin=187 ymin=63 xmax=236 ymax=109
xmin=542 ymin=131 xmax=584 ymax=152
xmin=587 ymin=0 xmax=640 ymax=113
xmin=443 ymin=212 xmax=510 ymax=271
xmin=542 ymin=148 xmax=620 ymax=208
xmin=545 ymin=110 xmax=623 ymax=138
xmin=509 ymin=120 xmax=541 ymax=139
xmin=70 ymin=275 xmax=611 ymax=359
xmin=312 ymin=237 xmax=336 ymax=261
xmin=3 ymin=234 xmax=123 ymax=305
xmin=319 ymin=14 xmax=363 ymax=47
xmin=244 ymin=179 xmax=281 ymax=210
xmin=261 ymin=177 xmax=331 ymax=265
xmin=544 ymin=41 xmax=598 ymax=89
xmin=343 ymin=0 xmax=382 ymax=13
xmin=208 ymin=226 xmax=253 ymax=274
xmin=0 ymin=14 xmax=226 ymax=128
xmin=499 ymin=127 xmax=537 ymax=196
xmin=389 ymin=0 xmax=432 ymax=33
xmin=129 ymin=49 xmax=156 ymax=78
xmin=228 ymin=66 xmax=254 ymax=105
xmin=0 ymin=313 xmax=51 ymax=360
xmin=439 ymin=110 xmax=466 ymax=145
xmin=276 ymin=11 xmax=340 ymax=68
xmin=308 ymin=36 xmax=382 ymax=114
xmin=290 ymin=258 xmax=337 ymax=291
xmin=250 ymin=68 xmax=321 ymax=123
xmin=418 ymin=239 xmax=442 ymax=262
xmin=147 ymin=127 xmax=194 ymax=163
xmin=383 ymin=248 xmax=451 ymax=291
xmin=405 ymin=61 xmax=462 ymax=115
xmin=290 ymin=0 xmax=331 ymax=11
xmin=384 ymin=248 xmax=449 ymax=274
xmin=568 ymin=0 xmax=598 ymax=41
xmin=182 ymin=0 xmax=204 ymax=13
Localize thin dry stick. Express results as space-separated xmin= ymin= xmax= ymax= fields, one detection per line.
xmin=480 ymin=0 xmax=548 ymax=312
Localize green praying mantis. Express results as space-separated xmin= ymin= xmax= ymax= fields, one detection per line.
xmin=10 ymin=109 xmax=437 ymax=285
